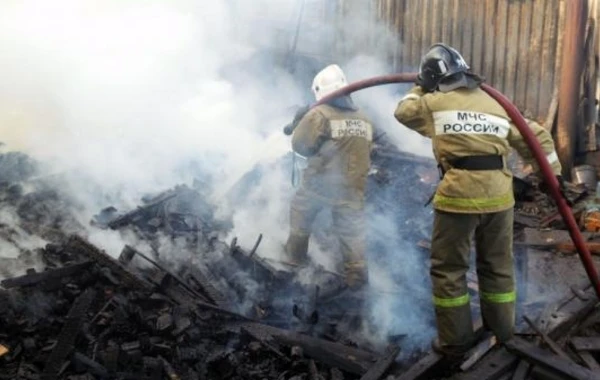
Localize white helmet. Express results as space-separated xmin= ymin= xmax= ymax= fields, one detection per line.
xmin=311 ymin=64 xmax=348 ymax=101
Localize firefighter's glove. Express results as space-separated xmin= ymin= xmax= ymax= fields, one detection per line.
xmin=293 ymin=105 xmax=310 ymax=123
xmin=283 ymin=105 xmax=311 ymax=135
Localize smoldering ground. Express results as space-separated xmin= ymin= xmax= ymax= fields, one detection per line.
xmin=0 ymin=0 xmax=439 ymax=351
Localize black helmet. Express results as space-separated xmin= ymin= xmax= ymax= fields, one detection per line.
xmin=417 ymin=43 xmax=481 ymax=92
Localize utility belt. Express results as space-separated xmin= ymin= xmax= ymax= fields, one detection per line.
xmin=438 ymin=154 xmax=504 ymax=178
xmin=426 ymin=155 xmax=504 ymax=207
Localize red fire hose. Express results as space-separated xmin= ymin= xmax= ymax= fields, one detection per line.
xmin=286 ymin=72 xmax=600 ymax=298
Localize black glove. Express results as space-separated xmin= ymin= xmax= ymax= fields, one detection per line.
xmin=283 ymin=105 xmax=311 ymax=135
xmin=293 ymin=105 xmax=310 ymax=121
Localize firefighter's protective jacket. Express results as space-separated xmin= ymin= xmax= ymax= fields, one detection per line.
xmin=394 ymin=86 xmax=562 ymax=213
xmin=292 ymin=103 xmax=373 ymax=204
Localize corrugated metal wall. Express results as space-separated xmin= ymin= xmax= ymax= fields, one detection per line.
xmin=368 ymin=0 xmax=567 ymax=123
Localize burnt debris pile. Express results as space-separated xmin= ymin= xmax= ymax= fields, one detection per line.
xmin=0 ymin=146 xmax=438 ymax=380
xmin=1 ymin=143 xmax=599 ymax=380
xmin=0 ymin=235 xmax=383 ymax=380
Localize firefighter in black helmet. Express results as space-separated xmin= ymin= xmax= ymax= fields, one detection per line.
xmin=394 ymin=43 xmax=563 ymax=357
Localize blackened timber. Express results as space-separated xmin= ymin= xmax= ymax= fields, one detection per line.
xmin=570 ymin=337 xmax=600 ymax=352
xmin=238 ymin=322 xmax=376 ymax=376
xmin=359 ymin=344 xmax=400 ymax=380
xmin=107 ymin=193 xmax=178 ymax=229
xmin=504 ymin=338 xmax=600 ymax=380
xmin=231 ymin=240 xmax=285 ymax=281
xmin=523 ymin=315 xmax=571 ymax=360
xmin=454 ymin=348 xmax=519 ymax=380
xmin=41 ymin=288 xmax=97 ymax=380
xmin=126 ymin=246 xmax=212 ymax=304
xmin=72 ymin=352 xmax=109 ymax=378
xmin=159 ymin=274 xmax=253 ymax=323
xmin=460 ymin=335 xmax=497 ymax=371
xmin=183 ymin=266 xmax=230 ymax=308
xmin=0 ymin=261 xmax=92 ymax=288
xmin=248 ymin=233 xmax=262 ymax=257
xmin=511 ymin=360 xmax=531 ymax=380
xmin=395 ymin=351 xmax=443 ymax=380
xmin=577 ymin=352 xmax=600 ymax=372
xmin=538 ymin=285 xmax=598 ymax=341
xmin=529 ymin=366 xmax=573 ymax=380
xmin=65 ymin=235 xmax=154 ymax=290
xmin=398 ymin=319 xmax=485 ymax=380
xmin=67 ymin=235 xmax=248 ymax=323
xmin=239 ymin=326 xmax=290 ymax=362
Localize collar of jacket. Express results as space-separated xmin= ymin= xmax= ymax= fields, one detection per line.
xmin=325 ymin=95 xmax=358 ymax=111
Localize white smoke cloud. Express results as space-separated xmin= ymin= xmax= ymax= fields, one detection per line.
xmin=0 ymin=0 xmax=438 ymax=349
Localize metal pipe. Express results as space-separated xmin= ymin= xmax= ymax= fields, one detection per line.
xmin=556 ymin=0 xmax=587 ymax=179
xmin=283 ymin=72 xmax=600 ymax=298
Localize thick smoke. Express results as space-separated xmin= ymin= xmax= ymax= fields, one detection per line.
xmin=0 ymin=0 xmax=436 ymax=349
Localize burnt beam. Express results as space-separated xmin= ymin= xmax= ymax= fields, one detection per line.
xmin=41 ymin=288 xmax=97 ymax=380
xmin=1 ymin=261 xmax=92 ymax=289
xmin=359 ymin=344 xmax=400 ymax=380
xmin=504 ymin=338 xmax=600 ymax=380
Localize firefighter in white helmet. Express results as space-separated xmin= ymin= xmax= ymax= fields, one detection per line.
xmin=284 ymin=64 xmax=374 ymax=295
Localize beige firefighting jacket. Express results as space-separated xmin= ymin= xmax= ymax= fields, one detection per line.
xmin=292 ymin=104 xmax=374 ymax=204
xmin=394 ymin=86 xmax=562 ymax=214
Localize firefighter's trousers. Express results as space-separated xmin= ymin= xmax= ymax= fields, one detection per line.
xmin=284 ymin=188 xmax=367 ymax=287
xmin=430 ymin=208 xmax=516 ymax=348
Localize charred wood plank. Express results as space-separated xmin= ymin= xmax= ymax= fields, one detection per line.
xmin=359 ymin=344 xmax=400 ymax=380
xmin=107 ymin=193 xmax=178 ymax=229
xmin=529 ymin=365 xmax=573 ymax=380
xmin=454 ymin=347 xmax=519 ymax=380
xmin=0 ymin=261 xmax=92 ymax=289
xmin=159 ymin=273 xmax=252 ymax=323
xmin=240 ymin=326 xmax=290 ymax=362
xmin=125 ymin=246 xmax=211 ymax=304
xmin=570 ymin=337 xmax=600 ymax=352
xmin=41 ymin=288 xmax=97 ymax=380
xmin=536 ymin=284 xmax=599 ymax=341
xmin=398 ymin=319 xmax=486 ymax=380
xmin=511 ymin=360 xmax=531 ymax=380
xmin=65 ymin=235 xmax=153 ymax=290
xmin=460 ymin=335 xmax=497 ymax=372
xmin=72 ymin=352 xmax=109 ymax=378
xmin=394 ymin=351 xmax=442 ymax=380
xmin=577 ymin=352 xmax=600 ymax=372
xmin=523 ymin=315 xmax=571 ymax=360
xmin=504 ymin=338 xmax=600 ymax=380
xmin=183 ymin=266 xmax=230 ymax=309
xmin=308 ymin=359 xmax=322 ymax=380
xmin=238 ymin=322 xmax=376 ymax=376
xmin=230 ymin=238 xmax=287 ymax=281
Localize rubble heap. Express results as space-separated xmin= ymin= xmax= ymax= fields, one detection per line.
xmin=0 ymin=235 xmax=387 ymax=380
xmin=1 ymin=143 xmax=599 ymax=379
